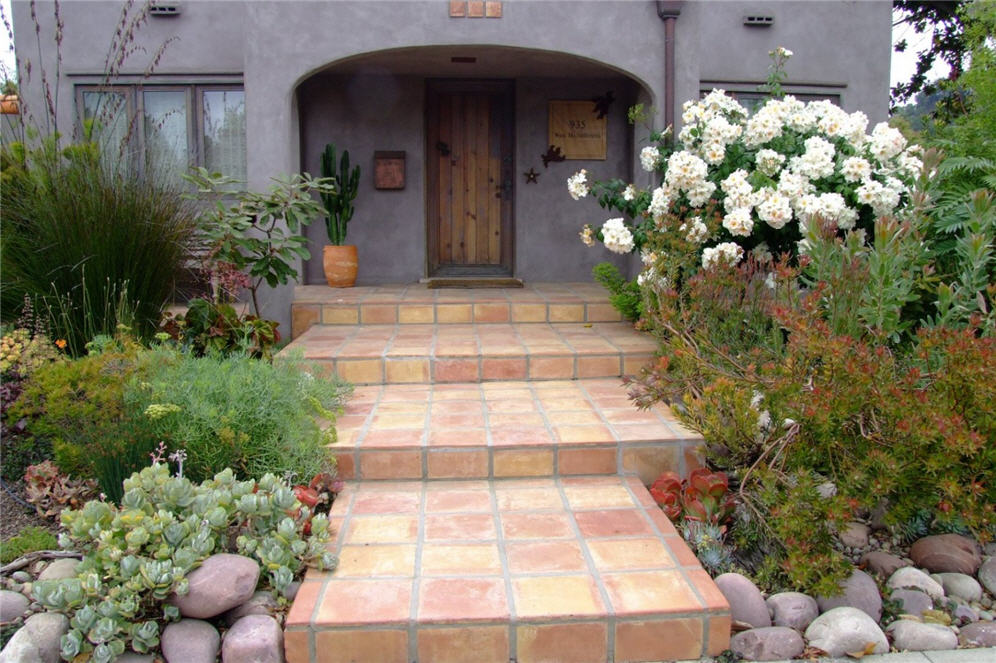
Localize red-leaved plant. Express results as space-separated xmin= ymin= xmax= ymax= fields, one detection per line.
xmin=649 ymin=468 xmax=737 ymax=531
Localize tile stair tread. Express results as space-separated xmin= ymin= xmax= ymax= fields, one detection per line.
xmin=285 ymin=475 xmax=731 ymax=663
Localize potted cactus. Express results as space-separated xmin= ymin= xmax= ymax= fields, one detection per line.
xmin=320 ymin=142 xmax=361 ymax=287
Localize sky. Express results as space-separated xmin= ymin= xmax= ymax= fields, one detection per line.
xmin=0 ymin=0 xmax=950 ymax=102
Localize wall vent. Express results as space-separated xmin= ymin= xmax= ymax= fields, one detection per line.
xmin=743 ymin=15 xmax=774 ymax=27
xmin=149 ymin=3 xmax=181 ymax=17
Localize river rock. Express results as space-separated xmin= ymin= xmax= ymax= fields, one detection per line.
xmin=804 ymin=606 xmax=888 ymax=658
xmin=9 ymin=573 xmax=30 ymax=584
xmin=887 ymin=619 xmax=958 ymax=651
xmin=932 ymin=572 xmax=983 ymax=603
xmin=978 ymin=557 xmax=996 ymax=597
xmin=817 ymin=569 xmax=882 ymax=621
xmin=730 ymin=626 xmax=805 ymax=661
xmin=113 ymin=654 xmax=156 ymax=663
xmin=36 ymin=559 xmax=79 ymax=581
xmin=714 ymin=573 xmax=771 ymax=628
xmin=861 ymin=550 xmax=906 ymax=578
xmin=172 ymin=553 xmax=260 ymax=619
xmin=840 ymin=522 xmax=871 ymax=549
xmin=0 ymin=591 xmax=29 ymax=623
xmin=959 ymin=621 xmax=996 ymax=647
xmin=221 ymin=591 xmax=279 ymax=627
xmin=161 ymin=619 xmax=220 ymax=663
xmin=221 ymin=614 xmax=282 ymax=663
xmin=0 ymin=612 xmax=68 ymax=663
xmin=766 ymin=592 xmax=819 ymax=631
xmin=954 ymin=603 xmax=979 ymax=623
xmin=888 ymin=567 xmax=945 ymax=602
xmin=890 ymin=588 xmax=933 ymax=616
xmin=910 ymin=534 xmax=982 ymax=575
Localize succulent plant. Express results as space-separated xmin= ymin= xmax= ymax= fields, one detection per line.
xmin=23 ymin=461 xmax=99 ymax=520
xmin=34 ymin=463 xmax=338 ymax=662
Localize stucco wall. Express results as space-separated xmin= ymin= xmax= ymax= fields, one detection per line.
xmin=12 ymin=0 xmax=894 ymax=331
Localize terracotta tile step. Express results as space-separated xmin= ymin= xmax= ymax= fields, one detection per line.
xmin=284 ymin=476 xmax=730 ymax=663
xmin=282 ymin=323 xmax=655 ymax=385
xmin=328 ymin=379 xmax=704 ymax=483
xmin=291 ymin=282 xmax=621 ymax=337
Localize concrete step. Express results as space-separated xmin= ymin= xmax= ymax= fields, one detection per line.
xmin=284 ymin=475 xmax=731 ymax=663
xmin=282 ymin=322 xmax=655 ymax=385
xmin=290 ymin=282 xmax=623 ymax=338
xmin=330 ymin=379 xmax=702 ymax=484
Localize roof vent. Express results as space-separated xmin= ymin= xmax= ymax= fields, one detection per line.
xmin=149 ymin=3 xmax=181 ymax=17
xmin=743 ymin=15 xmax=774 ymax=27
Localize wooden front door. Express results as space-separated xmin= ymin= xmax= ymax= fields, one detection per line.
xmin=426 ymin=80 xmax=514 ymax=276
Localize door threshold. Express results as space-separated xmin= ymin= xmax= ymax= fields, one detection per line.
xmin=424 ymin=276 xmax=524 ymax=289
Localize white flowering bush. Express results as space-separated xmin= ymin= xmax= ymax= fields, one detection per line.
xmin=569 ymin=51 xmax=922 ymax=282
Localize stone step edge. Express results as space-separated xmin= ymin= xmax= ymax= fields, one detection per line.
xmin=291 ymin=300 xmax=624 ymax=338
xmin=304 ymin=353 xmax=653 ymax=385
xmin=331 ymin=438 xmax=705 ymax=483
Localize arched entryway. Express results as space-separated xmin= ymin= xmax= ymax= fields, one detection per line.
xmin=295 ymin=46 xmax=655 ymax=286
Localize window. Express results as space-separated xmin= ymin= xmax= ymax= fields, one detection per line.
xmin=77 ymin=85 xmax=246 ymax=181
xmin=699 ymin=88 xmax=841 ymax=114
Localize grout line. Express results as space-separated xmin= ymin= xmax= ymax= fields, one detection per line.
xmin=490 ymin=476 xmax=518 ymax=662
xmin=408 ymin=483 xmax=427 ymax=663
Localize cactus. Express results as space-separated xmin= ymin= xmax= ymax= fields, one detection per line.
xmin=320 ymin=143 xmax=361 ymax=245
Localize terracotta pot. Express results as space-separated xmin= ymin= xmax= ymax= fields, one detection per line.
xmin=0 ymin=95 xmax=19 ymax=115
xmin=323 ymin=245 xmax=358 ymax=287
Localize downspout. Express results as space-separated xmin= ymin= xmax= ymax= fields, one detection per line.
xmin=656 ymin=1 xmax=683 ymax=137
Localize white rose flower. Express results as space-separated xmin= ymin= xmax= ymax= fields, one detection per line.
xmin=567 ymin=170 xmax=589 ymax=200
xmin=679 ymin=216 xmax=709 ymax=243
xmin=722 ymin=207 xmax=754 ymax=237
xmin=622 ymin=184 xmax=637 ymax=201
xmin=640 ymin=146 xmax=661 ymax=172
xmin=600 ymin=218 xmax=635 ymax=254
xmin=649 ymin=185 xmax=672 ymax=220
xmin=701 ymin=241 xmax=744 ymax=269
xmin=756 ymin=149 xmax=786 ymax=177
xmin=841 ymin=156 xmax=872 ymax=183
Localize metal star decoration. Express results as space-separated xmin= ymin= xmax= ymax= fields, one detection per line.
xmin=524 ymin=168 xmax=539 ymax=183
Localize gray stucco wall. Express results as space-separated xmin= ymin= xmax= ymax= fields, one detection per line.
xmin=12 ymin=0 xmax=893 ymax=331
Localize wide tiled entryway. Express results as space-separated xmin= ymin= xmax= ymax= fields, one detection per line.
xmin=282 ymin=284 xmax=730 ymax=663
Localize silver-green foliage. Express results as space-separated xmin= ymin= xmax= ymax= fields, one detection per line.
xmin=33 ymin=464 xmax=337 ymax=663
xmin=125 ymin=347 xmax=351 ymax=483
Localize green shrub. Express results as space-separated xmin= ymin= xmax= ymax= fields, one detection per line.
xmin=34 ymin=464 xmax=337 ymax=663
xmin=0 ymin=526 xmax=59 ymax=564
xmin=628 ymin=172 xmax=996 ymax=594
xmin=592 ymin=262 xmax=643 ymax=322
xmin=1 ymin=138 xmax=199 ymax=356
xmin=160 ymin=298 xmax=279 ymax=359
xmin=7 ymin=335 xmax=158 ymax=500
xmin=125 ymin=348 xmax=351 ymax=483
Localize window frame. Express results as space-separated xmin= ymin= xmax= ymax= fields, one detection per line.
xmin=75 ymin=83 xmax=245 ymax=179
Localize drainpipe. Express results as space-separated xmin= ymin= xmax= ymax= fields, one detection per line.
xmin=656 ymin=1 xmax=682 ymax=139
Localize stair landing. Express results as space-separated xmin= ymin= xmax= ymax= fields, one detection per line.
xmin=285 ymin=476 xmax=730 ymax=663
xmin=332 ymin=379 xmax=703 ymax=484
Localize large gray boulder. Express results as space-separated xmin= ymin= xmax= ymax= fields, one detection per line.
xmin=887 ymin=567 xmax=945 ymax=602
xmin=860 ymin=550 xmax=906 ymax=579
xmin=932 ymin=572 xmax=983 ymax=603
xmin=36 ymin=559 xmax=79 ymax=581
xmin=714 ymin=573 xmax=771 ymax=628
xmin=804 ymin=607 xmax=888 ymax=658
xmin=817 ymin=569 xmax=882 ymax=621
xmin=0 ymin=612 xmax=69 ymax=663
xmin=172 ymin=553 xmax=260 ymax=619
xmin=886 ymin=619 xmax=958 ymax=651
xmin=978 ymin=557 xmax=996 ymax=597
xmin=0 ymin=591 xmax=29 ymax=623
xmin=765 ymin=592 xmax=819 ymax=631
xmin=730 ymin=626 xmax=804 ymax=661
xmin=161 ymin=619 xmax=220 ymax=663
xmin=889 ymin=588 xmax=932 ymax=617
xmin=959 ymin=622 xmax=996 ymax=648
xmin=221 ymin=614 xmax=283 ymax=663
xmin=910 ymin=534 xmax=982 ymax=575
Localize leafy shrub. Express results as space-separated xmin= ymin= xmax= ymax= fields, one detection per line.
xmin=7 ymin=335 xmax=159 ymax=500
xmin=160 ymin=298 xmax=279 ymax=359
xmin=125 ymin=348 xmax=351 ymax=483
xmin=0 ymin=526 xmax=59 ymax=564
xmin=1 ymin=138 xmax=199 ymax=355
xmin=33 ymin=464 xmax=337 ymax=663
xmin=627 ymin=167 xmax=996 ymax=595
xmin=592 ymin=262 xmax=643 ymax=322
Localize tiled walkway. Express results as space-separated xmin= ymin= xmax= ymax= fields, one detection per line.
xmin=286 ymin=477 xmax=729 ymax=663
xmin=281 ymin=284 xmax=730 ymax=663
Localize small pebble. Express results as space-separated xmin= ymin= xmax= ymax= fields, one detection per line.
xmin=11 ymin=571 xmax=31 ymax=583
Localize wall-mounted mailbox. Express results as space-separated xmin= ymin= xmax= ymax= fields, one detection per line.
xmin=374 ymin=151 xmax=406 ymax=190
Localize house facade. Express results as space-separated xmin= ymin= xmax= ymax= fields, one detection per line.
xmin=13 ymin=0 xmax=893 ymax=331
